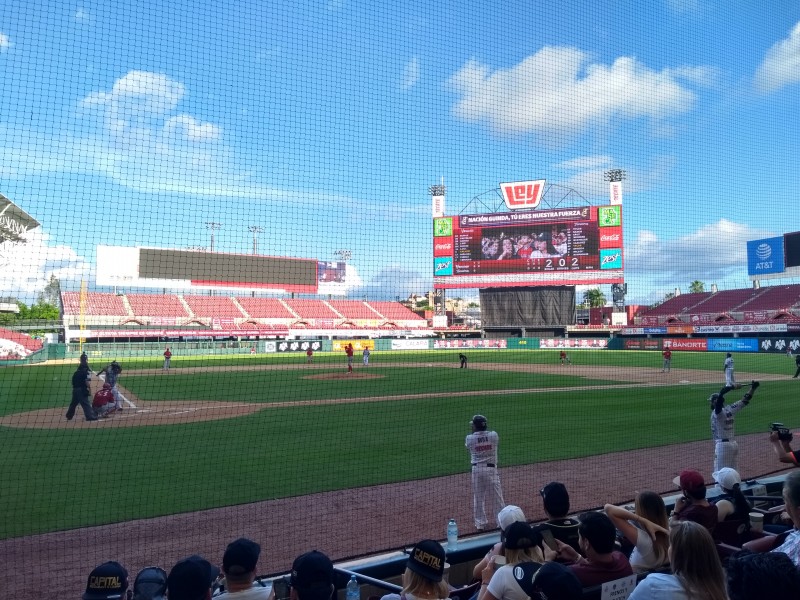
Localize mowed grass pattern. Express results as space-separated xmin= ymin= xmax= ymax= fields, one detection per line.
xmin=1 ymin=350 xmax=798 ymax=538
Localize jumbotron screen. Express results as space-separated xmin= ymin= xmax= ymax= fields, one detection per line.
xmin=433 ymin=205 xmax=624 ymax=289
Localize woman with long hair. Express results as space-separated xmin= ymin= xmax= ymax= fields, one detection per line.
xmin=380 ymin=539 xmax=450 ymax=600
xmin=629 ymin=521 xmax=728 ymax=600
xmin=604 ymin=491 xmax=670 ymax=572
xmin=712 ymin=468 xmax=752 ymax=522
xmin=478 ymin=522 xmax=544 ymax=600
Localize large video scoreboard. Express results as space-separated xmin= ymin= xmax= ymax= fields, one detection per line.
xmin=433 ymin=205 xmax=624 ymax=289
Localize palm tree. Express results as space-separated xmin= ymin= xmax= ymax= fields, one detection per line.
xmin=583 ymin=288 xmax=607 ymax=308
xmin=689 ymin=280 xmax=705 ymax=293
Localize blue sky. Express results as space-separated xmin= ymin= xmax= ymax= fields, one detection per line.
xmin=1 ymin=0 xmax=799 ymax=305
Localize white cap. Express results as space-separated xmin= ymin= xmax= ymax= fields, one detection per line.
xmin=497 ymin=505 xmax=526 ymax=531
xmin=712 ymin=467 xmax=742 ymax=491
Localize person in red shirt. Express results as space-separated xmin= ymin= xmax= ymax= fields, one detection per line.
xmin=662 ymin=348 xmax=672 ymax=373
xmin=163 ymin=347 xmax=172 ymax=371
xmin=560 ymin=350 xmax=571 ymax=366
xmin=306 ymin=347 xmax=314 ymax=363
xmin=345 ymin=343 xmax=354 ymax=373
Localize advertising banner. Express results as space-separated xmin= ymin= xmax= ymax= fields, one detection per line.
xmin=623 ymin=339 xmax=663 ymax=350
xmin=276 ymin=340 xmax=323 ymax=353
xmin=332 ymin=340 xmax=374 ymax=351
xmin=620 ymin=327 xmax=645 ymax=335
xmin=433 ymin=339 xmax=507 ymax=349
xmin=707 ymin=338 xmax=759 ymax=352
xmin=694 ymin=323 xmax=788 ymax=334
xmin=664 ymin=338 xmax=708 ymax=351
xmin=507 ymin=338 xmax=540 ymax=349
xmin=391 ymin=339 xmax=430 ymax=350
xmin=747 ymin=236 xmax=785 ymax=276
xmin=758 ymin=337 xmax=800 ymax=353
xmin=539 ymin=338 xmax=608 ymax=349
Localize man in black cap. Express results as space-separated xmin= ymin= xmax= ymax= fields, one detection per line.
xmin=466 ymin=414 xmax=505 ymax=530
xmin=167 ymin=556 xmax=220 ymax=600
xmin=217 ymin=538 xmax=269 ymax=600
xmin=536 ymin=481 xmax=580 ymax=553
xmin=83 ymin=561 xmax=130 ymax=600
xmin=67 ymin=362 xmax=97 ymax=421
xmin=514 ymin=561 xmax=582 ymax=600
xmin=289 ymin=551 xmax=335 ymax=600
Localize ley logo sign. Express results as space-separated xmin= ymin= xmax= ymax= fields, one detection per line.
xmin=500 ymin=179 xmax=545 ymax=210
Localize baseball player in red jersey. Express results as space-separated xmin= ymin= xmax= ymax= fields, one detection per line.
xmin=465 ymin=414 xmax=505 ymax=530
xmin=163 ymin=347 xmax=172 ymax=371
xmin=306 ymin=347 xmax=314 ymax=363
xmin=661 ymin=348 xmax=672 ymax=372
xmin=345 ymin=343 xmax=354 ymax=373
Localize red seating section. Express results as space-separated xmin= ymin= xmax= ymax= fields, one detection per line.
xmin=236 ymin=297 xmax=295 ymax=319
xmin=0 ymin=327 xmax=44 ymax=352
xmin=62 ymin=292 xmax=128 ymax=316
xmin=183 ymin=295 xmax=245 ymax=318
xmin=127 ymin=293 xmax=189 ymax=318
xmin=328 ymin=301 xmax=381 ymax=319
xmin=284 ymin=299 xmax=340 ymax=319
xmin=368 ymin=301 xmax=426 ymax=321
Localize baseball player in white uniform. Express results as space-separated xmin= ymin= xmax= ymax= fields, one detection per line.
xmin=723 ymin=353 xmax=740 ymax=388
xmin=465 ymin=414 xmax=505 ymax=530
xmin=363 ymin=347 xmax=370 ymax=366
xmin=710 ymin=380 xmax=759 ymax=472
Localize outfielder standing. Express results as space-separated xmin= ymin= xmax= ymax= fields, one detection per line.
xmin=163 ymin=347 xmax=172 ymax=371
xmin=465 ymin=414 xmax=505 ymax=530
xmin=723 ymin=353 xmax=738 ymax=388
xmin=710 ymin=380 xmax=759 ymax=472
xmin=362 ymin=347 xmax=370 ymax=366
xmin=661 ymin=348 xmax=672 ymax=373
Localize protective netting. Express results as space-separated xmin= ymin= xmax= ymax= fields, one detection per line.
xmin=2 ymin=2 xmax=800 ymax=600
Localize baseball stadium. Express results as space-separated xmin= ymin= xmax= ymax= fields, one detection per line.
xmin=2 ymin=3 xmax=800 ymax=600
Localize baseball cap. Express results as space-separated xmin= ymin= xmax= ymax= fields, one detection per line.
xmin=290 ymin=551 xmax=334 ymax=600
xmin=223 ymin=538 xmax=261 ymax=575
xmin=503 ymin=522 xmax=541 ymax=550
xmin=167 ymin=556 xmax=220 ymax=600
xmin=83 ymin=561 xmax=129 ymax=600
xmin=133 ymin=567 xmax=167 ymax=600
xmin=540 ymin=482 xmax=570 ymax=517
xmin=524 ymin=561 xmax=582 ymax=600
xmin=407 ymin=539 xmax=446 ymax=582
xmin=712 ymin=467 xmax=742 ymax=491
xmin=673 ymin=469 xmax=706 ymax=492
xmin=471 ymin=415 xmax=487 ymax=430
xmin=497 ymin=505 xmax=526 ymax=531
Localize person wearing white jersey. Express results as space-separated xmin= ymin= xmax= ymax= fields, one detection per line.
xmin=710 ymin=380 xmax=759 ymax=472
xmin=723 ymin=353 xmax=740 ymax=388
xmin=466 ymin=414 xmax=505 ymax=530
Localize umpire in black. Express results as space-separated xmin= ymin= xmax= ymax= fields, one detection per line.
xmin=66 ymin=363 xmax=97 ymax=421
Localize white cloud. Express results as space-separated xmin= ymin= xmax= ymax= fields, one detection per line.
xmin=0 ymin=230 xmax=89 ymax=301
xmin=666 ymin=0 xmax=701 ymax=14
xmin=447 ymin=48 xmax=704 ymax=141
xmin=353 ymin=266 xmax=431 ymax=301
xmin=74 ymin=9 xmax=90 ymax=22
xmin=754 ymin=21 xmax=800 ymax=93
xmin=402 ymin=57 xmax=420 ymax=90
xmin=625 ymin=219 xmax=770 ymax=283
xmin=0 ymin=32 xmax=12 ymax=51
xmin=552 ymin=154 xmax=675 ymax=199
xmin=555 ymin=155 xmax=612 ymax=171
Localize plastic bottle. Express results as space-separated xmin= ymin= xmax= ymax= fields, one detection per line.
xmin=346 ymin=575 xmax=359 ymax=600
xmin=447 ymin=518 xmax=458 ymax=550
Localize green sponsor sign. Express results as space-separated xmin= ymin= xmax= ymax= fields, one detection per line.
xmin=433 ymin=217 xmax=453 ymax=237
xmin=598 ymin=205 xmax=621 ymax=227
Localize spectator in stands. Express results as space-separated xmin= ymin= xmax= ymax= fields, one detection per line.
xmin=497 ymin=238 xmax=515 ymax=260
xmin=167 ymin=555 xmax=220 ymax=600
xmin=711 ymin=467 xmax=752 ymax=523
xmin=726 ymin=550 xmax=800 ymax=600
xmin=472 ymin=505 xmax=527 ymax=580
xmin=290 ymin=551 xmax=336 ymax=600
xmin=604 ymin=491 xmax=670 ymax=572
xmin=478 ymin=522 xmax=544 ymax=600
xmin=670 ymin=469 xmax=718 ymax=532
xmin=515 ymin=235 xmax=533 ymax=259
xmin=536 ymin=482 xmax=580 ymax=553
xmin=83 ymin=561 xmax=130 ymax=600
xmin=382 ymin=540 xmax=449 ymax=600
xmin=132 ymin=567 xmax=168 ymax=600
xmin=514 ymin=562 xmax=581 ymax=600
xmin=544 ymin=511 xmax=633 ymax=587
xmin=770 ymin=470 xmax=800 ymax=566
xmin=551 ymin=229 xmax=568 ymax=256
xmin=66 ymin=362 xmax=97 ymax=422
xmin=629 ymin=521 xmax=727 ymax=600
xmin=529 ymin=234 xmax=552 ymax=259
xmin=482 ymin=237 xmax=500 ymax=259
xmin=770 ymin=427 xmax=800 ymax=466
xmin=217 ymin=538 xmax=269 ymax=599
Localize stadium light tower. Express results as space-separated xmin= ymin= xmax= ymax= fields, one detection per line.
xmin=333 ymin=249 xmax=352 ymax=262
xmin=206 ymin=221 xmax=223 ymax=252
xmin=248 ymin=225 xmax=264 ymax=255
xmin=603 ymin=169 xmax=626 ymax=183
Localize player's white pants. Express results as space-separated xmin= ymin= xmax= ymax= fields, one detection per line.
xmin=471 ymin=465 xmax=505 ymax=529
xmin=110 ymin=385 xmax=122 ymax=409
xmin=725 ymin=368 xmax=736 ymax=387
xmin=714 ymin=439 xmax=738 ymax=472
xmin=663 ymin=359 xmax=671 ymax=372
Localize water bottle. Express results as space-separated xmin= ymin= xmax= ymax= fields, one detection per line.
xmin=447 ymin=518 xmax=458 ymax=550
xmin=346 ymin=575 xmax=359 ymax=600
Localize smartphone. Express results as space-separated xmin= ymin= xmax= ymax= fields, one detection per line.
xmin=273 ymin=577 xmax=290 ymax=600
xmin=540 ymin=528 xmax=557 ymax=551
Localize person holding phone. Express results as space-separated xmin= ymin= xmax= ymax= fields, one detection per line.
xmin=604 ymin=492 xmax=670 ymax=572
xmin=478 ymin=522 xmax=543 ymax=600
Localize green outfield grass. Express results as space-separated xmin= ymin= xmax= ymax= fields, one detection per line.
xmin=1 ymin=349 xmax=798 ymax=539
